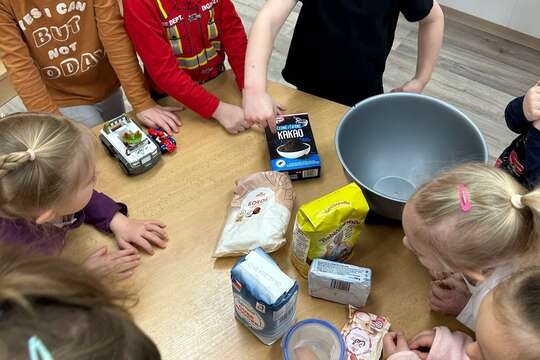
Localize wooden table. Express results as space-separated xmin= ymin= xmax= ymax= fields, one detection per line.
xmin=64 ymin=71 xmax=468 ymax=359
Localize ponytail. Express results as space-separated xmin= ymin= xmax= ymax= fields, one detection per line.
xmin=0 ymin=113 xmax=96 ymax=219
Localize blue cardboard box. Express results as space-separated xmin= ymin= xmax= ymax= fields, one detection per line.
xmin=265 ymin=113 xmax=321 ymax=180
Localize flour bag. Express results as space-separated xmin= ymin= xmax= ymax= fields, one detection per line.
xmin=291 ymin=183 xmax=369 ymax=277
xmin=213 ymin=171 xmax=295 ymax=257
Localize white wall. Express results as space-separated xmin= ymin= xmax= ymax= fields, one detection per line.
xmin=439 ymin=0 xmax=540 ymax=38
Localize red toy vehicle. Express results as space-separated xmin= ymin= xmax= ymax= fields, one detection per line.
xmin=148 ymin=128 xmax=177 ymax=153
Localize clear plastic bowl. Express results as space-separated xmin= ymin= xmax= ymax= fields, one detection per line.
xmin=282 ymin=319 xmax=346 ymax=360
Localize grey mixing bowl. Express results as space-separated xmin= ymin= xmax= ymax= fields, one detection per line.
xmin=335 ymin=93 xmax=488 ymax=220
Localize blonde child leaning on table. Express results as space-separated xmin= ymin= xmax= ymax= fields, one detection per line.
xmin=382 ymin=267 xmax=540 ymax=360
xmin=0 ymin=113 xmax=168 ymax=279
xmin=400 ymin=163 xmax=540 ymax=330
xmin=0 ymin=245 xmax=161 ymax=359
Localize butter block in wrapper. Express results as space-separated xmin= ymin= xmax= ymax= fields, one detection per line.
xmin=308 ymin=259 xmax=371 ymax=307
xmin=341 ymin=307 xmax=390 ymax=360
xmin=231 ymin=248 xmax=299 ymax=345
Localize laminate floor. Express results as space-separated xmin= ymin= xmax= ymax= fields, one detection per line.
xmin=2 ymin=1 xmax=539 ymax=161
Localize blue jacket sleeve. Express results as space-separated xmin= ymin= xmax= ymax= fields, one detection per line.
xmin=80 ymin=191 xmax=128 ymax=232
xmin=505 ymin=96 xmax=530 ymax=134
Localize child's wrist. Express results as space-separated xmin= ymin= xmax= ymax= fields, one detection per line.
xmin=109 ymin=212 xmax=128 ymax=234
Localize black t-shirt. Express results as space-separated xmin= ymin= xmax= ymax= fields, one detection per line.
xmin=282 ymin=0 xmax=433 ymax=106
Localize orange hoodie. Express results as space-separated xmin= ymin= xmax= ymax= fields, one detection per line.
xmin=0 ymin=0 xmax=155 ymax=113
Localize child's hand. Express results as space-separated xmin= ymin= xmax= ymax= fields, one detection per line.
xmin=409 ymin=329 xmax=436 ymax=360
xmin=391 ymin=78 xmax=427 ymax=94
xmin=383 ymin=332 xmax=410 ymax=360
xmin=524 ymin=82 xmax=540 ymax=122
xmin=212 ymin=101 xmax=252 ymax=134
xmin=137 ymin=105 xmax=184 ymax=134
xmin=429 ymin=269 xmax=453 ymax=281
xmin=84 ymin=246 xmax=141 ymax=280
xmin=242 ymin=88 xmax=285 ymax=134
xmin=430 ymin=274 xmax=471 ymax=315
xmin=110 ymin=213 xmax=168 ymax=255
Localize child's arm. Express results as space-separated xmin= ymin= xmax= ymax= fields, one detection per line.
xmin=408 ymin=327 xmax=472 ymax=360
xmin=0 ymin=4 xmax=59 ymax=113
xmin=383 ymin=332 xmax=421 ymax=360
xmin=392 ymin=0 xmax=444 ymax=94
xmin=219 ymin=0 xmax=248 ymax=91
xmin=505 ymin=96 xmax=529 ymax=134
xmin=122 ymin=0 xmax=249 ymax=134
xmin=243 ymin=0 xmax=297 ymax=133
xmin=523 ymin=86 xmax=540 ymax=188
xmin=80 ymin=191 xmax=128 ymax=232
xmin=523 ymin=81 xmax=540 ymax=122
xmin=94 ymin=0 xmax=182 ymax=133
xmin=81 ymin=191 xmax=168 ymax=255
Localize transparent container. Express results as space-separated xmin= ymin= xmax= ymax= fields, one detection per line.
xmin=282 ymin=319 xmax=346 ymax=360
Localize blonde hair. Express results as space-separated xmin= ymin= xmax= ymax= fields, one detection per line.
xmin=0 ymin=113 xmax=95 ymax=219
xmin=409 ymin=163 xmax=539 ymax=272
xmin=493 ymin=267 xmax=540 ymax=359
xmin=0 ymin=244 xmax=161 ymax=359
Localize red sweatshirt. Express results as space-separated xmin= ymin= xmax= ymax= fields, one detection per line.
xmin=123 ymin=0 xmax=247 ymax=119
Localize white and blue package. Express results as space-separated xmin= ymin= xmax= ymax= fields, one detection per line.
xmin=265 ymin=113 xmax=321 ymax=181
xmin=308 ymin=259 xmax=371 ymax=307
xmin=231 ymin=248 xmax=299 ymax=345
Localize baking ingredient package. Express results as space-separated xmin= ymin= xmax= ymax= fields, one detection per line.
xmin=214 ymin=171 xmax=295 ymax=257
xmin=342 ymin=307 xmax=390 ymax=360
xmin=231 ymin=248 xmax=298 ymax=345
xmin=291 ymin=183 xmax=369 ymax=277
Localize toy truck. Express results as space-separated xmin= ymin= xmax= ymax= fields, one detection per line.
xmin=99 ymin=114 xmax=161 ymax=175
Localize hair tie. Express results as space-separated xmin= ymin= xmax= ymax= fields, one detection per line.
xmin=511 ymin=194 xmax=525 ymax=209
xmin=28 ymin=335 xmax=53 ymax=360
xmin=26 ymin=148 xmax=36 ymax=161
xmin=458 ymin=184 xmax=471 ymax=212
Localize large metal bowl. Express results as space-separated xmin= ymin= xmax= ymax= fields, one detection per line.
xmin=335 ymin=93 xmax=488 ymax=220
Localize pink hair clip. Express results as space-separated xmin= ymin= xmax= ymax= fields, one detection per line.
xmin=458 ymin=184 xmax=471 ymax=212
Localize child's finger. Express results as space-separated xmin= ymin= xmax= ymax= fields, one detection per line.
xmin=412 ymin=350 xmax=429 ymax=360
xmin=410 ymin=330 xmax=435 ymax=344
xmin=143 ymin=231 xmax=167 ymax=249
xmin=395 ymin=332 xmax=408 ymax=351
xmin=114 ymin=260 xmax=141 ymax=273
xmin=409 ymin=333 xmax=434 ymax=349
xmin=431 ymin=283 xmax=452 ymax=299
xmin=145 ymin=223 xmax=168 ymax=239
xmin=146 ymin=220 xmax=166 ymax=228
xmin=110 ymin=249 xmax=138 ymax=260
xmin=88 ymin=246 xmax=108 ymax=258
xmin=382 ymin=332 xmax=397 ymax=352
xmin=160 ymin=106 xmax=185 ymax=113
xmin=132 ymin=237 xmax=155 ymax=255
xmin=113 ymin=253 xmax=141 ymax=264
xmin=115 ymin=270 xmax=135 ymax=281
xmin=118 ymin=241 xmax=138 ymax=252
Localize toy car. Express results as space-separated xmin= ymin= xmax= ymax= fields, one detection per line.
xmin=99 ymin=114 xmax=161 ymax=175
xmin=148 ymin=127 xmax=177 ymax=153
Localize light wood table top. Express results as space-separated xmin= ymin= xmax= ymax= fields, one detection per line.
xmin=64 ymin=71 xmax=468 ymax=359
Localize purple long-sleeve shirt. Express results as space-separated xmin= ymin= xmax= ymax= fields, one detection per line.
xmin=0 ymin=191 xmax=128 ymax=254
